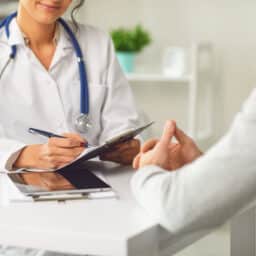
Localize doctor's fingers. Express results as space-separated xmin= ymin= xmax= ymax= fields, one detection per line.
xmin=110 ymin=140 xmax=140 ymax=156
xmin=42 ymin=145 xmax=84 ymax=158
xmin=44 ymin=155 xmax=77 ymax=169
xmin=113 ymin=139 xmax=140 ymax=151
xmin=48 ymin=137 xmax=85 ymax=148
xmin=101 ymin=146 xmax=138 ymax=165
xmin=62 ymin=133 xmax=87 ymax=144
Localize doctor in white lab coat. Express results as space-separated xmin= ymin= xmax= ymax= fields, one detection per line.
xmin=0 ymin=0 xmax=140 ymax=173
xmin=0 ymin=0 xmax=140 ymax=255
xmin=132 ymin=88 xmax=256 ymax=239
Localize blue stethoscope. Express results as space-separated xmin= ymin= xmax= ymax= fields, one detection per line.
xmin=0 ymin=12 xmax=91 ymax=133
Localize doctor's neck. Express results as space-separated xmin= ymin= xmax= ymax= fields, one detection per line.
xmin=17 ymin=6 xmax=57 ymax=47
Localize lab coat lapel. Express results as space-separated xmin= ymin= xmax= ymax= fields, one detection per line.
xmin=49 ymin=23 xmax=73 ymax=71
xmin=7 ymin=19 xmax=26 ymax=47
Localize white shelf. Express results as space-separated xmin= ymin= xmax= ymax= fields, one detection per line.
xmin=126 ymin=73 xmax=192 ymax=83
xmin=126 ymin=43 xmax=214 ymax=141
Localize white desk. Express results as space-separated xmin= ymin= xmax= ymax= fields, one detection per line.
xmin=0 ymin=162 xmax=211 ymax=256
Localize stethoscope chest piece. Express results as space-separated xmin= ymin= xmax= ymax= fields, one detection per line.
xmin=75 ymin=113 xmax=92 ymax=133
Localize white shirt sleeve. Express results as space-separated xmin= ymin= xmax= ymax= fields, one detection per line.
xmin=131 ymin=88 xmax=256 ymax=237
xmin=0 ymin=115 xmax=26 ymax=171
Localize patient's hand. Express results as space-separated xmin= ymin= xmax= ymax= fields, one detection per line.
xmin=133 ymin=120 xmax=202 ymax=171
xmin=166 ymin=125 xmax=203 ymax=170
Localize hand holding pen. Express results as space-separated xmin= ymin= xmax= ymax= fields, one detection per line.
xmin=13 ymin=129 xmax=87 ymax=170
xmin=28 ymin=128 xmax=88 ymax=147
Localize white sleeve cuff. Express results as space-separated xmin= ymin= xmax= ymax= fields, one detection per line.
xmin=131 ymin=165 xmax=169 ymax=200
xmin=0 ymin=143 xmax=26 ymax=171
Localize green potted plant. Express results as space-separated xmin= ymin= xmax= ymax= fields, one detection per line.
xmin=111 ymin=25 xmax=152 ymax=73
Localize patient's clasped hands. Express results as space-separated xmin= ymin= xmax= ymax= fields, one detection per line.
xmin=133 ymin=120 xmax=203 ymax=171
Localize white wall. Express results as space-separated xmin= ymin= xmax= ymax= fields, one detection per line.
xmin=77 ymin=0 xmax=256 ymax=148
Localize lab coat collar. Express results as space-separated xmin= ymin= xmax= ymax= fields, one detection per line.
xmin=7 ymin=18 xmax=26 ymax=47
xmin=7 ymin=18 xmax=73 ymax=51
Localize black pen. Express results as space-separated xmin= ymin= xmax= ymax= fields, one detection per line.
xmin=28 ymin=128 xmax=90 ymax=147
xmin=28 ymin=128 xmax=66 ymax=138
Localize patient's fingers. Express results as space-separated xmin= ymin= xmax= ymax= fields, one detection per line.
xmin=141 ymin=139 xmax=159 ymax=153
xmin=174 ymin=127 xmax=191 ymax=145
xmin=168 ymin=143 xmax=179 ymax=151
xmin=133 ymin=153 xmax=141 ymax=169
xmin=157 ymin=120 xmax=176 ymax=149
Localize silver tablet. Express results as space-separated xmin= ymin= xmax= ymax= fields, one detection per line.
xmin=8 ymin=165 xmax=113 ymax=201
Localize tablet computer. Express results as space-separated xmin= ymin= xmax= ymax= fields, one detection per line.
xmin=8 ymin=165 xmax=114 ymax=201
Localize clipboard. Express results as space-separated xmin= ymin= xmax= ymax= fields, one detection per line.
xmin=9 ymin=121 xmax=154 ymax=175
xmin=74 ymin=121 xmax=154 ymax=163
xmin=3 ymin=122 xmax=154 ymax=174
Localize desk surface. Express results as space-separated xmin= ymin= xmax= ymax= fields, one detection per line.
xmin=0 ymin=162 xmax=209 ymax=256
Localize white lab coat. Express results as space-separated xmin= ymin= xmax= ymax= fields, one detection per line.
xmin=131 ymin=88 xmax=256 ymax=238
xmin=0 ymin=19 xmax=139 ymax=171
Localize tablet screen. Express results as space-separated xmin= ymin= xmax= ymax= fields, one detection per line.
xmin=8 ymin=166 xmax=111 ymax=196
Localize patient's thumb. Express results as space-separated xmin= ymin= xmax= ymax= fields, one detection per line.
xmin=157 ymin=120 xmax=176 ymax=150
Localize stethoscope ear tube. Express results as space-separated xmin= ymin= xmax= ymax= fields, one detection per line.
xmin=0 ymin=57 xmax=13 ymax=80
xmin=5 ymin=13 xmax=17 ymax=38
xmin=0 ymin=13 xmax=18 ymax=79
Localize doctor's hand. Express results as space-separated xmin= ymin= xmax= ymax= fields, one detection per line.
xmin=99 ymin=139 xmax=140 ymax=165
xmin=14 ymin=133 xmax=86 ymax=170
xmin=133 ymin=120 xmax=202 ymax=171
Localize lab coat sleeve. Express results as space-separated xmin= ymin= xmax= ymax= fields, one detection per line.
xmin=98 ymin=36 xmax=140 ymax=143
xmin=0 ymin=137 xmax=26 ymax=171
xmin=131 ymin=88 xmax=256 ymax=237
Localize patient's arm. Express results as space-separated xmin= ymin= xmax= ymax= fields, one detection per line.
xmin=131 ymin=88 xmax=256 ymax=237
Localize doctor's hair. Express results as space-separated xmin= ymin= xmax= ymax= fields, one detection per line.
xmin=71 ymin=0 xmax=85 ymax=31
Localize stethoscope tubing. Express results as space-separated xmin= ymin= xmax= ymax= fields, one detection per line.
xmin=58 ymin=18 xmax=89 ymax=115
xmin=4 ymin=12 xmax=17 ymax=58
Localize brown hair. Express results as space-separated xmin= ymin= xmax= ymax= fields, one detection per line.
xmin=71 ymin=0 xmax=85 ymax=30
